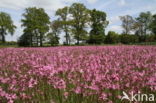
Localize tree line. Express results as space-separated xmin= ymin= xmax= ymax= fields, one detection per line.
xmin=0 ymin=3 xmax=156 ymax=46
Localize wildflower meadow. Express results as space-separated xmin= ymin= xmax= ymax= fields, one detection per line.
xmin=0 ymin=46 xmax=156 ymax=103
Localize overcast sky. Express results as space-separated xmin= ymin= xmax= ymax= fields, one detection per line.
xmin=1 ymin=0 xmax=156 ymax=42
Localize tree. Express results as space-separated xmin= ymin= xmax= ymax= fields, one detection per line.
xmin=146 ymin=34 xmax=155 ymax=42
xmin=134 ymin=11 xmax=153 ymax=42
xmin=21 ymin=7 xmax=50 ymax=46
xmin=150 ymin=14 xmax=156 ymax=35
xmin=0 ymin=12 xmax=16 ymax=43
xmin=47 ymin=32 xmax=59 ymax=46
xmin=120 ymin=34 xmax=138 ymax=44
xmin=105 ymin=31 xmax=119 ymax=44
xmin=88 ymin=9 xmax=108 ymax=44
xmin=56 ymin=7 xmax=71 ymax=45
xmin=47 ymin=20 xmax=61 ymax=46
xmin=69 ymin=3 xmax=89 ymax=45
xmin=136 ymin=11 xmax=152 ymax=35
xmin=120 ymin=15 xmax=134 ymax=34
xmin=17 ymin=32 xmax=31 ymax=46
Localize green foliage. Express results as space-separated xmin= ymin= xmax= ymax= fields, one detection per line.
xmin=120 ymin=15 xmax=134 ymax=34
xmin=56 ymin=7 xmax=71 ymax=45
xmin=69 ymin=3 xmax=89 ymax=45
xmin=88 ymin=9 xmax=108 ymax=44
xmin=50 ymin=20 xmax=62 ymax=34
xmin=17 ymin=32 xmax=31 ymax=47
xmin=120 ymin=11 xmax=154 ymax=44
xmin=150 ymin=14 xmax=156 ymax=35
xmin=0 ymin=12 xmax=16 ymax=43
xmin=21 ymin=7 xmax=50 ymax=46
xmin=105 ymin=31 xmax=119 ymax=44
xmin=47 ymin=32 xmax=59 ymax=46
xmin=47 ymin=20 xmax=61 ymax=46
xmin=145 ymin=34 xmax=156 ymax=42
xmin=133 ymin=42 xmax=156 ymax=45
xmin=135 ymin=11 xmax=153 ymax=35
xmin=0 ymin=41 xmax=17 ymax=48
xmin=1 ymin=3 xmax=156 ymax=46
xmin=120 ymin=34 xmax=139 ymax=44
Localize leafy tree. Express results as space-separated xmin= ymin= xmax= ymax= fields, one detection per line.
xmin=133 ymin=11 xmax=153 ymax=42
xmin=88 ymin=9 xmax=108 ymax=44
xmin=47 ymin=20 xmax=61 ymax=46
xmin=0 ymin=12 xmax=16 ymax=43
xmin=56 ymin=7 xmax=71 ymax=45
xmin=150 ymin=14 xmax=156 ymax=35
xmin=17 ymin=32 xmax=31 ymax=46
xmin=21 ymin=7 xmax=50 ymax=46
xmin=146 ymin=34 xmax=155 ymax=42
xmin=136 ymin=11 xmax=152 ymax=35
xmin=120 ymin=15 xmax=134 ymax=34
xmin=69 ymin=3 xmax=89 ymax=45
xmin=105 ymin=31 xmax=119 ymax=44
xmin=120 ymin=34 xmax=138 ymax=44
xmin=47 ymin=32 xmax=59 ymax=46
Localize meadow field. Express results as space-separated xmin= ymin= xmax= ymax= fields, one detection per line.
xmin=0 ymin=46 xmax=156 ymax=103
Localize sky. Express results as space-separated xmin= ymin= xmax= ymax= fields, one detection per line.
xmin=0 ymin=0 xmax=156 ymax=42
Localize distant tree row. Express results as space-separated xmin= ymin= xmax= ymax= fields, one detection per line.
xmin=119 ymin=11 xmax=156 ymax=44
xmin=105 ymin=11 xmax=156 ymax=44
xmin=0 ymin=2 xmax=156 ymax=46
xmin=17 ymin=3 xmax=108 ymax=46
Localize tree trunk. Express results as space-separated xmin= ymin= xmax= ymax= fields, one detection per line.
xmin=77 ymin=38 xmax=79 ymax=45
xmin=77 ymin=28 xmax=80 ymax=45
xmin=65 ymin=25 xmax=69 ymax=45
xmin=68 ymin=36 xmax=71 ymax=45
xmin=1 ymin=27 xmax=5 ymax=43
xmin=36 ymin=37 xmax=39 ymax=47
xmin=40 ymin=33 xmax=43 ymax=47
xmin=35 ymin=30 xmax=39 ymax=47
xmin=1 ymin=34 xmax=5 ymax=43
xmin=30 ymin=33 xmax=32 ymax=47
xmin=65 ymin=32 xmax=68 ymax=45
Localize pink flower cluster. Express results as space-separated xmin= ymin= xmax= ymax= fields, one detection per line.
xmin=0 ymin=46 xmax=156 ymax=102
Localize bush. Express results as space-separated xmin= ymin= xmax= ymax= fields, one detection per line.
xmin=145 ymin=34 xmax=156 ymax=42
xmin=17 ymin=34 xmax=31 ymax=47
xmin=0 ymin=41 xmax=17 ymax=45
xmin=88 ymin=34 xmax=105 ymax=44
xmin=105 ymin=31 xmax=120 ymax=44
xmin=120 ymin=34 xmax=139 ymax=44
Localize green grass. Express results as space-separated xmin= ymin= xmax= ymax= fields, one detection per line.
xmin=0 ymin=45 xmax=18 ymax=48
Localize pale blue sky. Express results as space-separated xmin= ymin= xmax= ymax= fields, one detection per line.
xmin=0 ymin=0 xmax=156 ymax=42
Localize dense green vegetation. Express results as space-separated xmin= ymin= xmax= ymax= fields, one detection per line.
xmin=0 ymin=2 xmax=156 ymax=47
xmin=0 ymin=12 xmax=16 ymax=43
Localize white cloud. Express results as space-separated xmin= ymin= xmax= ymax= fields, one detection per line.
xmin=5 ymin=21 xmax=22 ymax=41
xmin=0 ymin=0 xmax=27 ymax=10
xmin=109 ymin=16 xmax=120 ymax=25
xmin=0 ymin=0 xmax=76 ymax=11
xmin=119 ymin=0 xmax=126 ymax=6
xmin=86 ymin=0 xmax=98 ymax=4
xmin=108 ymin=25 xmax=122 ymax=33
xmin=97 ymin=0 xmax=115 ymax=10
xmin=119 ymin=5 xmax=156 ymax=17
xmin=1 ymin=0 xmax=156 ymax=41
xmin=0 ymin=0 xmax=77 ymax=41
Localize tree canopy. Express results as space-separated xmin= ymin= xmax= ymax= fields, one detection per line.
xmin=88 ymin=9 xmax=108 ymax=44
xmin=21 ymin=7 xmax=50 ymax=46
xmin=0 ymin=3 xmax=155 ymax=46
xmin=69 ymin=3 xmax=89 ymax=45
xmin=120 ymin=15 xmax=134 ymax=34
xmin=150 ymin=14 xmax=156 ymax=35
xmin=56 ymin=7 xmax=71 ymax=45
xmin=0 ymin=12 xmax=16 ymax=43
